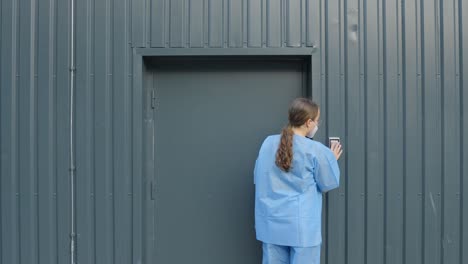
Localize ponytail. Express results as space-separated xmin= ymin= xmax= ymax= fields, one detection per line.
xmin=275 ymin=125 xmax=294 ymax=172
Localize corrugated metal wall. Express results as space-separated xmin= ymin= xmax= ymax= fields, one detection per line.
xmin=0 ymin=0 xmax=72 ymax=263
xmin=312 ymin=1 xmax=468 ymax=263
xmin=0 ymin=0 xmax=467 ymax=264
xmin=131 ymin=0 xmax=319 ymax=48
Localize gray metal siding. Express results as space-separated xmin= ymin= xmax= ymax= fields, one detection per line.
xmin=311 ymin=0 xmax=467 ymax=263
xmin=0 ymin=0 xmax=467 ymax=264
xmin=132 ymin=0 xmax=319 ymax=48
xmin=1 ymin=0 xmax=71 ymax=263
xmin=74 ymin=0 xmax=135 ymax=263
xmin=462 ymin=3 xmax=468 ymax=264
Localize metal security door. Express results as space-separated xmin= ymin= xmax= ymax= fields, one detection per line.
xmin=144 ymin=57 xmax=308 ymax=264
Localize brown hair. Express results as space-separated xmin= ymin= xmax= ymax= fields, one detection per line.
xmin=275 ymin=98 xmax=319 ymax=172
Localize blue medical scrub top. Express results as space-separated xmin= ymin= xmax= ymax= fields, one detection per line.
xmin=254 ymin=134 xmax=340 ymax=247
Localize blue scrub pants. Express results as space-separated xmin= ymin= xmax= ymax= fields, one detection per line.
xmin=262 ymin=243 xmax=321 ymax=264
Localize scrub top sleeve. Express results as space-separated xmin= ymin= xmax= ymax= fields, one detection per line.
xmin=313 ymin=146 xmax=340 ymax=193
xmin=254 ymin=159 xmax=258 ymax=184
xmin=254 ymin=136 xmax=272 ymax=185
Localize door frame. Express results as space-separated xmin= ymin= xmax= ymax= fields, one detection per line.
xmin=131 ymin=48 xmax=316 ymax=263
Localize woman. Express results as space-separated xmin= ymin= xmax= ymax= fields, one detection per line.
xmin=254 ymin=98 xmax=342 ymax=264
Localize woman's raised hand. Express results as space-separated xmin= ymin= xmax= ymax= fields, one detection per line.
xmin=330 ymin=142 xmax=343 ymax=160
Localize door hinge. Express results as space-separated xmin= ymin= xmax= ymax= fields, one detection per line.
xmin=150 ymin=181 xmax=156 ymax=200
xmin=151 ymin=90 xmax=156 ymax=109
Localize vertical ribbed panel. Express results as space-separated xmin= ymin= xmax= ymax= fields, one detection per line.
xmin=74 ymin=0 xmax=135 ymax=263
xmin=208 ymin=0 xmax=223 ymax=47
xmin=112 ymin=0 xmax=133 ymax=263
xmin=462 ymin=2 xmax=468 ymax=263
xmin=441 ymin=1 xmax=461 ymax=264
xmin=36 ymin=0 xmax=58 ymax=262
xmin=345 ymin=0 xmax=365 ymax=263
xmin=1 ymin=0 xmax=468 ymax=264
xmin=423 ymin=1 xmax=443 ymax=264
xmin=0 ymin=1 xmax=4 ymax=263
xmin=1 ymin=0 xmax=20 ymax=262
xmin=151 ymin=0 xmax=166 ymax=47
xmin=18 ymin=0 xmax=38 ymax=262
xmin=75 ymin=0 xmax=95 ymax=262
xmin=247 ymin=0 xmax=262 ymax=47
xmin=93 ymin=0 xmax=114 ymax=263
xmin=266 ymin=0 xmax=282 ymax=47
xmin=325 ymin=0 xmax=346 ymax=263
xmin=311 ymin=1 xmax=326 ymax=263
xmin=189 ymin=0 xmax=204 ymax=47
xmin=286 ymin=0 xmax=301 ymax=47
xmin=132 ymin=0 xmax=149 ymax=47
xmin=385 ymin=0 xmax=405 ymax=262
xmin=0 ymin=0 xmax=71 ymax=263
xmin=228 ymin=0 xmax=242 ymax=47
xmin=55 ymin=0 xmax=72 ymax=262
xmin=403 ymin=1 xmax=423 ymax=264
xmin=169 ymin=0 xmax=186 ymax=47
xmin=306 ymin=0 xmax=319 ymax=47
xmin=363 ymin=0 xmax=385 ymax=263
